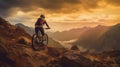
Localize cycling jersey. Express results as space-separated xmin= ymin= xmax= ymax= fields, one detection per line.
xmin=35 ymin=18 xmax=46 ymax=26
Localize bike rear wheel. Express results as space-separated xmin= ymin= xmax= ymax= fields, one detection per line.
xmin=32 ymin=34 xmax=42 ymax=51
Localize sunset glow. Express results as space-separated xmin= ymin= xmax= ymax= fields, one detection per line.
xmin=0 ymin=0 xmax=120 ymax=32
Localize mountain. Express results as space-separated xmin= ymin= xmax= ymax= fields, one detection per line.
xmin=73 ymin=24 xmax=120 ymax=53
xmin=15 ymin=23 xmax=34 ymax=36
xmin=49 ymin=27 xmax=91 ymax=41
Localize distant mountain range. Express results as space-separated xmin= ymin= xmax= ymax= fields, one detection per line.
xmin=73 ymin=24 xmax=120 ymax=53
xmin=48 ymin=27 xmax=91 ymax=41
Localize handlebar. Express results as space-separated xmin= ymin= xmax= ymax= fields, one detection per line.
xmin=45 ymin=28 xmax=50 ymax=30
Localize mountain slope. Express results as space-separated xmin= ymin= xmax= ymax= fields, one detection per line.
xmin=0 ymin=17 xmax=65 ymax=67
xmin=0 ymin=17 xmax=31 ymax=45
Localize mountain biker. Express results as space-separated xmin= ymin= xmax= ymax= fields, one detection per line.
xmin=35 ymin=14 xmax=50 ymax=40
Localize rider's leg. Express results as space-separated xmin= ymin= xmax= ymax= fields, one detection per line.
xmin=35 ymin=27 xmax=39 ymax=37
xmin=40 ymin=27 xmax=45 ymax=40
xmin=35 ymin=27 xmax=40 ymax=43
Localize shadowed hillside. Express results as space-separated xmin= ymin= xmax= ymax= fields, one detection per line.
xmin=98 ymin=24 xmax=120 ymax=51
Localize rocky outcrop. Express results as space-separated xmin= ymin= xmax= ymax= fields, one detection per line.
xmin=71 ymin=45 xmax=79 ymax=50
xmin=48 ymin=50 xmax=120 ymax=67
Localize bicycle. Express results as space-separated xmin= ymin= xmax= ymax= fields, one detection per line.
xmin=32 ymin=28 xmax=49 ymax=51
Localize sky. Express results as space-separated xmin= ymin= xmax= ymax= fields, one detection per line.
xmin=0 ymin=0 xmax=120 ymax=32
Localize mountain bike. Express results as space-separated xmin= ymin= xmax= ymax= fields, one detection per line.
xmin=32 ymin=28 xmax=49 ymax=51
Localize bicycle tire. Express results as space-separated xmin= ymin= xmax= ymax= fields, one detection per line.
xmin=43 ymin=34 xmax=49 ymax=45
xmin=32 ymin=34 xmax=42 ymax=51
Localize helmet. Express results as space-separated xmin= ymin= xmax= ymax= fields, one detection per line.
xmin=40 ymin=14 xmax=45 ymax=18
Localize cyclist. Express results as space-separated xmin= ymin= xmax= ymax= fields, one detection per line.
xmin=35 ymin=14 xmax=50 ymax=40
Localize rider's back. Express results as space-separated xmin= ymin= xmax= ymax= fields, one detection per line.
xmin=35 ymin=18 xmax=45 ymax=25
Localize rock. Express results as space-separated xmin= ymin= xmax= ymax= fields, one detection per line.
xmin=0 ymin=43 xmax=8 ymax=57
xmin=61 ymin=51 xmax=93 ymax=67
xmin=71 ymin=45 xmax=79 ymax=50
xmin=18 ymin=36 xmax=31 ymax=45
xmin=0 ymin=43 xmax=15 ymax=67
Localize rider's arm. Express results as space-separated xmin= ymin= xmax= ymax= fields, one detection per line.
xmin=44 ymin=21 xmax=50 ymax=28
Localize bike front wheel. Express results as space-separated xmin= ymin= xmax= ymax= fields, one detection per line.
xmin=43 ymin=34 xmax=48 ymax=45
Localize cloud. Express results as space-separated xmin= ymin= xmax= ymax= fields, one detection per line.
xmin=0 ymin=0 xmax=102 ymax=17
xmin=36 ymin=0 xmax=81 ymax=9
xmin=105 ymin=0 xmax=120 ymax=6
xmin=1 ymin=0 xmax=120 ymax=18
xmin=81 ymin=0 xmax=99 ymax=9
